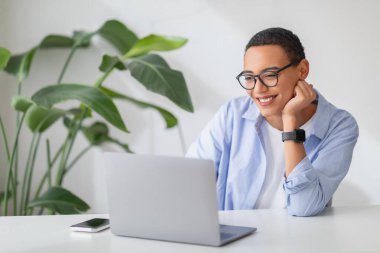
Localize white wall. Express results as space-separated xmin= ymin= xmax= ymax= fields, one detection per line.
xmin=0 ymin=0 xmax=379 ymax=213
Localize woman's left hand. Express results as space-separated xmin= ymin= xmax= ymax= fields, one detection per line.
xmin=282 ymin=80 xmax=317 ymax=117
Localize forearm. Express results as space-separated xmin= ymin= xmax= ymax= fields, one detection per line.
xmin=284 ymin=157 xmax=331 ymax=217
xmin=283 ymin=115 xmax=306 ymax=177
xmin=283 ymin=112 xmax=358 ymax=216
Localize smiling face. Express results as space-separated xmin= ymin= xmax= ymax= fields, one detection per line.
xmin=244 ymin=45 xmax=307 ymax=119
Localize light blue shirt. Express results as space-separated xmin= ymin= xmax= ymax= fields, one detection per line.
xmin=186 ymin=92 xmax=359 ymax=216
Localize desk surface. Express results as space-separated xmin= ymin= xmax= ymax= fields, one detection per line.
xmin=1 ymin=205 xmax=379 ymax=253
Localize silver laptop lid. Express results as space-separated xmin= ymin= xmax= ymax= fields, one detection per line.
xmin=104 ymin=152 xmax=221 ymax=246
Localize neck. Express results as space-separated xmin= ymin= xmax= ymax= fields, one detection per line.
xmin=265 ymin=104 xmax=317 ymax=131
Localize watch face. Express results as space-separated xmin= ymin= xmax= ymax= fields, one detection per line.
xmin=295 ymin=129 xmax=306 ymax=142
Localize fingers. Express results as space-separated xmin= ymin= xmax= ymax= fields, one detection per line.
xmin=283 ymin=81 xmax=317 ymax=117
xmin=296 ymin=81 xmax=316 ymax=101
xmin=293 ymin=84 xmax=302 ymax=97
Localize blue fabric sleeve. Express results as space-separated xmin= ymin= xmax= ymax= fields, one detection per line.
xmin=186 ymin=102 xmax=231 ymax=166
xmin=284 ymin=112 xmax=359 ymax=217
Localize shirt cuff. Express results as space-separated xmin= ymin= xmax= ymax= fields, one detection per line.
xmin=283 ymin=156 xmax=318 ymax=194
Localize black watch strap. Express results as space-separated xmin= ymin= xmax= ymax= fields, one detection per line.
xmin=282 ymin=129 xmax=305 ymax=143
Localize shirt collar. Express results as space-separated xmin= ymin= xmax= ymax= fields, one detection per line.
xmin=242 ymin=99 xmax=260 ymax=120
xmin=241 ymin=89 xmax=333 ymax=140
xmin=308 ymin=90 xmax=334 ymax=140
xmin=242 ymin=99 xmax=265 ymax=132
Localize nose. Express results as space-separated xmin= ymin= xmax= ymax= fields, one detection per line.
xmin=254 ymin=78 xmax=269 ymax=93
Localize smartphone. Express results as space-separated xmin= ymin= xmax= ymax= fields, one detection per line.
xmin=70 ymin=218 xmax=110 ymax=232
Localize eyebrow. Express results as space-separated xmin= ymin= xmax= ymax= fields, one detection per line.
xmin=241 ymin=66 xmax=280 ymax=74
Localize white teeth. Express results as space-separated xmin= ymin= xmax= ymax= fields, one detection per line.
xmin=258 ymin=96 xmax=274 ymax=103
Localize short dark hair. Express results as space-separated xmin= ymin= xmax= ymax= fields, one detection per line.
xmin=245 ymin=27 xmax=305 ymax=63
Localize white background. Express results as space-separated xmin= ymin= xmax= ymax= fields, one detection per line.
xmin=0 ymin=0 xmax=379 ymax=213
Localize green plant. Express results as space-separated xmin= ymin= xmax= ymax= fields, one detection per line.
xmin=0 ymin=20 xmax=193 ymax=216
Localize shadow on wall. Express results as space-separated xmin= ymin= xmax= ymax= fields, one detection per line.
xmin=332 ymin=180 xmax=371 ymax=206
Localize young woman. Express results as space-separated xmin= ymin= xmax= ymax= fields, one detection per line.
xmin=187 ymin=27 xmax=359 ymax=216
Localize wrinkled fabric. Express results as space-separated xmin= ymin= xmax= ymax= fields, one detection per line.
xmin=186 ymin=92 xmax=359 ymax=216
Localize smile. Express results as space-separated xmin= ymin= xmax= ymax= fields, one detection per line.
xmin=256 ymin=95 xmax=277 ymax=106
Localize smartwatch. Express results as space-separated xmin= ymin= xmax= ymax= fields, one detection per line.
xmin=282 ymin=129 xmax=305 ymax=143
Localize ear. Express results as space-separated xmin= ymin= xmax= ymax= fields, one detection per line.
xmin=298 ymin=59 xmax=309 ymax=80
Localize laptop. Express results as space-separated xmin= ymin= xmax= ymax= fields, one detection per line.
xmin=103 ymin=152 xmax=256 ymax=246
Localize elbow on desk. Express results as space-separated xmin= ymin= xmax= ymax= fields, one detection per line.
xmin=285 ymin=184 xmax=331 ymax=217
xmin=287 ymin=205 xmax=326 ymax=217
xmin=286 ymin=199 xmax=327 ymax=217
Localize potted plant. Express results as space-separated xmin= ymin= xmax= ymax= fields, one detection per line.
xmin=0 ymin=19 xmax=193 ymax=216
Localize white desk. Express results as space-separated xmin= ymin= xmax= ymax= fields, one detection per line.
xmin=1 ymin=205 xmax=379 ymax=253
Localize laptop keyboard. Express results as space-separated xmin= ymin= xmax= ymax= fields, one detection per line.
xmin=219 ymin=225 xmax=238 ymax=240
xmin=220 ymin=224 xmax=230 ymax=230
xmin=220 ymin=232 xmax=237 ymax=241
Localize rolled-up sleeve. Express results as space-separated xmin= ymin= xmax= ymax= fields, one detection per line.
xmin=284 ymin=112 xmax=359 ymax=217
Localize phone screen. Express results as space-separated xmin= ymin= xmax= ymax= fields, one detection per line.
xmin=70 ymin=218 xmax=110 ymax=232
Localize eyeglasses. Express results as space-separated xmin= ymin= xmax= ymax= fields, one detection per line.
xmin=236 ymin=61 xmax=300 ymax=90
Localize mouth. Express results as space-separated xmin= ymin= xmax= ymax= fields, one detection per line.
xmin=256 ymin=95 xmax=278 ymax=106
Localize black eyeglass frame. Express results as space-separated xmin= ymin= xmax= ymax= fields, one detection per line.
xmin=236 ymin=60 xmax=302 ymax=90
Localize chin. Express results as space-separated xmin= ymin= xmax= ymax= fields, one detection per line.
xmin=259 ymin=110 xmax=272 ymax=118
xmin=258 ymin=106 xmax=282 ymax=118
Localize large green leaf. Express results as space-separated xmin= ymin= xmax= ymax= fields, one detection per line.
xmin=128 ymin=54 xmax=193 ymax=112
xmin=81 ymin=121 xmax=109 ymax=145
xmin=0 ymin=47 xmax=11 ymax=70
xmin=39 ymin=35 xmax=76 ymax=48
xmin=4 ymin=34 xmax=87 ymax=82
xmin=31 ymin=84 xmax=128 ymax=132
xmin=101 ymin=86 xmax=178 ymax=128
xmin=75 ymin=120 xmax=132 ymax=152
xmin=25 ymin=105 xmax=67 ymax=133
xmin=11 ymin=95 xmax=35 ymax=112
xmin=28 ymin=186 xmax=90 ymax=214
xmin=124 ymin=35 xmax=188 ymax=59
xmin=4 ymin=47 xmax=37 ymax=82
xmin=98 ymin=20 xmax=138 ymax=55
xmin=99 ymin=54 xmax=126 ymax=73
xmin=39 ymin=32 xmax=93 ymax=48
